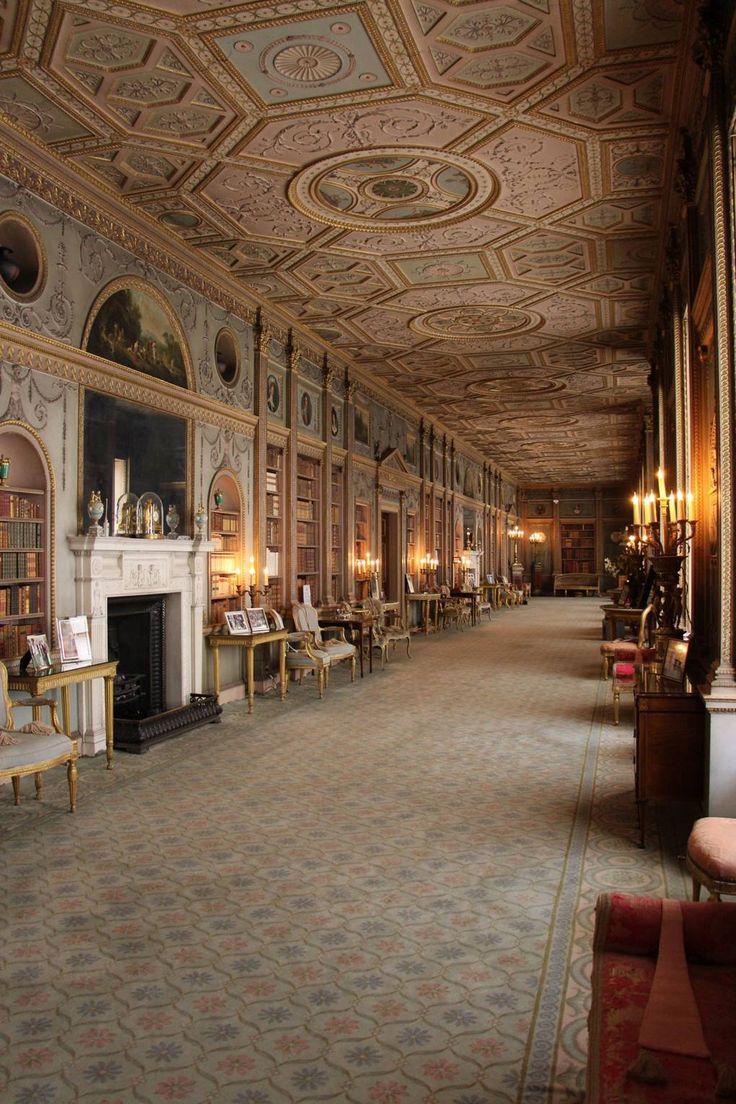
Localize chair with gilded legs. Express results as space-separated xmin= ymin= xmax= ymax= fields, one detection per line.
xmin=292 ymin=603 xmax=357 ymax=683
xmin=0 ymin=659 xmax=78 ymax=811
xmin=600 ymin=603 xmax=654 ymax=680
xmin=365 ymin=598 xmax=411 ymax=664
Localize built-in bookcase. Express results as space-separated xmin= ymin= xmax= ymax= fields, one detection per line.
xmin=266 ymin=444 xmax=283 ymax=610
xmin=0 ymin=485 xmax=46 ymax=660
xmin=354 ymin=500 xmax=369 ymax=603
xmin=209 ymin=472 xmax=241 ymax=626
xmin=560 ymin=522 xmax=595 ymax=573
xmin=296 ymin=455 xmax=320 ymax=602
xmin=331 ymin=464 xmax=342 ymax=602
xmin=406 ymin=511 xmax=416 ymax=587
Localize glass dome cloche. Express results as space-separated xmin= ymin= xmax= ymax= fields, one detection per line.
xmin=115 ymin=492 xmax=139 ymax=536
xmin=136 ymin=491 xmax=164 ymax=540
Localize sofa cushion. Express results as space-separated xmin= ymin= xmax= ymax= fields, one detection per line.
xmin=687 ymin=818 xmax=736 ymax=884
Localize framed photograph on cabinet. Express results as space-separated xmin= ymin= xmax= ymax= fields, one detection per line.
xmin=28 ymin=634 xmax=52 ymax=671
xmin=662 ymin=637 xmax=689 ymax=685
xmin=247 ymin=607 xmax=270 ymax=634
xmin=405 ymin=573 xmax=415 ymax=594
xmin=225 ymin=610 xmax=251 ymax=635
xmin=56 ymin=616 xmax=92 ymax=665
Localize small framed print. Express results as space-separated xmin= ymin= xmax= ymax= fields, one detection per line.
xmin=301 ymin=583 xmax=312 ymax=606
xmin=57 ymin=616 xmax=92 ymax=665
xmin=662 ymin=637 xmax=689 ymax=685
xmin=247 ymin=607 xmax=270 ymax=634
xmin=28 ymin=633 xmax=52 ymax=671
xmin=267 ymin=609 xmax=285 ymax=631
xmin=225 ymin=610 xmax=251 ymax=635
xmin=405 ymin=573 xmax=415 ymax=594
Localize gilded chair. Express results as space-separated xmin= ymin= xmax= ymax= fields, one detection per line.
xmin=0 ymin=660 xmax=78 ymax=811
xmin=284 ymin=631 xmax=331 ymax=699
xmin=496 ymin=576 xmax=522 ymax=607
xmin=440 ymin=585 xmax=470 ymax=630
xmin=611 ymin=642 xmax=657 ymax=725
xmin=365 ymin=598 xmax=411 ymax=663
xmin=292 ymin=603 xmax=357 ymax=682
xmin=363 ymin=598 xmax=390 ymax=669
xmin=600 ymin=603 xmax=654 ymax=680
xmin=475 ymin=588 xmax=493 ymax=623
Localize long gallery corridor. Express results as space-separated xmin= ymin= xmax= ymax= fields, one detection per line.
xmin=0 ymin=599 xmax=694 ymax=1104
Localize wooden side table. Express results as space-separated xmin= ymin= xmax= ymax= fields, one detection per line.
xmin=207 ymin=629 xmax=288 ymax=714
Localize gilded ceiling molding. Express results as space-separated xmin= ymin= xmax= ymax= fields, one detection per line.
xmin=0 ymin=321 xmax=257 ymax=438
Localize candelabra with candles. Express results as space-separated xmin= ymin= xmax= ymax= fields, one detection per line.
xmin=630 ymin=469 xmax=696 ymax=636
xmin=235 ymin=556 xmax=272 ymax=605
xmin=419 ymin=552 xmax=439 ymax=590
xmin=528 ymin=531 xmax=546 ymax=595
xmin=508 ymin=524 xmax=524 ymax=586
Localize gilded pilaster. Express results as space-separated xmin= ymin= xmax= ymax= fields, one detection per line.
xmin=253 ymin=315 xmax=270 ymax=582
xmin=344 ymin=374 xmax=357 ymax=602
xmin=286 ymin=339 xmax=300 ymax=606
xmin=321 ymin=359 xmax=334 ymax=601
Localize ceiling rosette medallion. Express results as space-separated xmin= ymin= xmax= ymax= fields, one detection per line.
xmin=289 ymin=147 xmax=498 ymax=232
xmin=410 ymin=304 xmax=540 ymax=340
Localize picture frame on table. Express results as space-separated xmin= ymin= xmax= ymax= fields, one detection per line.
xmin=369 ymin=576 xmax=380 ymax=599
xmin=56 ymin=616 xmax=92 ymax=665
xmin=302 ymin=583 xmax=312 ymax=606
xmin=661 ymin=637 xmax=689 ymax=685
xmin=225 ymin=610 xmax=251 ymax=635
xmin=405 ymin=573 xmax=415 ymax=594
xmin=247 ymin=607 xmax=270 ymax=634
xmin=28 ymin=633 xmax=52 ymax=671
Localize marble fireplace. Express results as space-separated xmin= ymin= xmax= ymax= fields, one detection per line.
xmin=67 ymin=534 xmax=213 ymax=756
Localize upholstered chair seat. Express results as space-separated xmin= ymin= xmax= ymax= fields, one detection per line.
xmin=292 ymin=604 xmax=357 ymax=683
xmin=600 ymin=603 xmax=655 ymax=679
xmin=611 ymin=644 xmax=657 ymax=725
xmin=686 ymin=817 xmax=736 ymax=901
xmin=0 ymin=660 xmax=78 ymax=811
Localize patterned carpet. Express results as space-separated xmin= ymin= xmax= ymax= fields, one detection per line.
xmin=0 ymin=598 xmax=695 ymax=1104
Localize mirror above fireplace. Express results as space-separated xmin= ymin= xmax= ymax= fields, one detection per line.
xmin=82 ymin=390 xmax=189 ymax=537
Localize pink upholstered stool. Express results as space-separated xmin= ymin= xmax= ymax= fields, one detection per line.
xmin=685 ymin=817 xmax=736 ymax=901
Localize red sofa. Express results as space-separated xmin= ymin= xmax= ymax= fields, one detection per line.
xmin=587 ymin=893 xmax=736 ymax=1103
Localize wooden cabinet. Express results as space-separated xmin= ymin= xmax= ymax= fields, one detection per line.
xmin=560 ymin=522 xmax=595 ymax=573
xmin=209 ymin=473 xmax=241 ymax=625
xmin=266 ymin=445 xmax=283 ymax=609
xmin=634 ymin=684 xmax=705 ymax=847
xmin=0 ymin=486 xmax=46 ymax=659
xmin=330 ymin=464 xmax=342 ymax=602
xmin=296 ymin=455 xmax=320 ymax=601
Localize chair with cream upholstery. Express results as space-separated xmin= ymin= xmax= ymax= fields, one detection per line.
xmin=292 ymin=603 xmax=357 ymax=683
xmin=600 ymin=603 xmax=654 ymax=680
xmin=475 ymin=588 xmax=493 ymax=623
xmin=284 ymin=630 xmax=332 ymax=699
xmin=0 ymin=659 xmax=78 ymax=811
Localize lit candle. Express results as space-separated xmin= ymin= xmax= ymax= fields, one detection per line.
xmin=676 ymin=491 xmax=685 ymax=521
xmin=632 ymin=493 xmax=641 ymax=526
xmin=686 ymin=492 xmax=694 ymax=520
xmin=657 ymin=468 xmax=666 ymax=500
xmin=263 ymin=567 xmax=269 ymax=587
xmin=249 ymin=555 xmax=256 ymax=583
xmin=669 ymin=492 xmax=676 ymax=521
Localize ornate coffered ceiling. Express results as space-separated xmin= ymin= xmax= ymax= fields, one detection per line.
xmin=0 ymin=0 xmax=696 ymax=485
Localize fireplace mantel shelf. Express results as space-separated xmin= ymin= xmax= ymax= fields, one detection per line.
xmin=68 ymin=534 xmax=215 ymax=553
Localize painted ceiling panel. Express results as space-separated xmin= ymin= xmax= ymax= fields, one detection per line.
xmin=0 ymin=0 xmax=698 ymax=484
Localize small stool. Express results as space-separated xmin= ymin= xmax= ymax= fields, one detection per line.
xmin=685 ymin=816 xmax=736 ymax=901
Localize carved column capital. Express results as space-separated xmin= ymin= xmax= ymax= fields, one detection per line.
xmin=255 ymin=323 xmax=271 ymax=357
xmin=345 ymin=374 xmax=357 ymax=403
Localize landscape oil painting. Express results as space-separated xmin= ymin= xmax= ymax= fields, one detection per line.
xmin=85 ymin=281 xmax=188 ymax=389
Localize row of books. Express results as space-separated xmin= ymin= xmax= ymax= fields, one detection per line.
xmin=296 ymin=501 xmax=315 ymax=521
xmin=266 ymin=520 xmax=280 ymax=544
xmin=297 ymin=548 xmax=318 ymax=572
xmin=211 ymin=534 xmax=238 ymax=552
xmin=267 ymin=494 xmax=280 ymax=518
xmin=266 ymin=472 xmax=279 ymax=493
xmin=0 ymin=619 xmax=44 ymax=660
xmin=212 ymin=514 xmax=238 ymax=533
xmin=0 ymin=520 xmax=43 ymax=549
xmin=0 ymin=584 xmax=42 ymax=615
xmin=0 ymin=492 xmax=42 ymax=518
xmin=297 ymin=477 xmax=316 ymax=498
xmin=0 ymin=551 xmax=41 ymax=578
xmin=297 ymin=520 xmax=318 ymax=543
xmin=562 ymin=561 xmax=594 ymax=572
xmin=296 ymin=460 xmax=318 ymax=478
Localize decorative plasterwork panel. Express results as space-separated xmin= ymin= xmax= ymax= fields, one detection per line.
xmin=211 ymin=12 xmax=393 ymax=105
